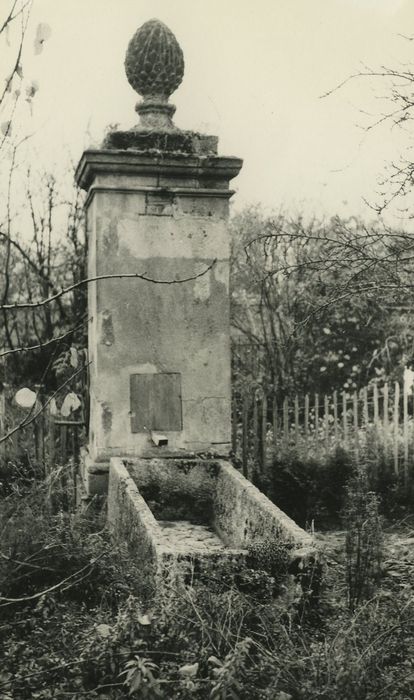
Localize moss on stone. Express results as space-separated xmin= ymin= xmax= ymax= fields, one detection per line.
xmin=102 ymin=129 xmax=218 ymax=156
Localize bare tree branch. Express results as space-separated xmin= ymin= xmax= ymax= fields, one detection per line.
xmin=0 ymin=316 xmax=88 ymax=358
xmin=0 ymin=261 xmax=217 ymax=311
xmin=0 ymin=0 xmax=32 ymax=109
xmin=0 ymin=544 xmax=110 ymax=606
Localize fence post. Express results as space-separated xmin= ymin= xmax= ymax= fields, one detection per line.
xmin=272 ymin=394 xmax=278 ymax=454
xmin=61 ymin=424 xmax=68 ymax=465
xmin=412 ymin=385 xmax=414 ymax=484
xmin=342 ymin=391 xmax=348 ymax=449
xmin=403 ymin=378 xmax=409 ymax=487
xmin=363 ymin=386 xmax=369 ymax=429
xmin=373 ymin=382 xmax=379 ymax=428
xmin=242 ymin=392 xmax=249 ymax=478
xmin=393 ymin=381 xmax=400 ymax=477
xmin=383 ymin=382 xmax=389 ymax=455
xmin=253 ymin=390 xmax=259 ymax=466
xmin=304 ymin=394 xmax=309 ymax=457
xmin=231 ymin=393 xmax=238 ymax=455
xmin=74 ymin=423 xmax=81 ymax=507
xmin=41 ymin=401 xmax=47 ymax=467
xmin=48 ymin=407 xmax=56 ymax=475
xmin=0 ymin=386 xmax=5 ymax=461
xmin=373 ymin=383 xmax=380 ymax=476
xmin=353 ymin=390 xmax=359 ymax=463
xmin=33 ymin=383 xmax=41 ymax=465
xmin=261 ymin=392 xmax=267 ymax=472
xmin=324 ymin=394 xmax=329 ymax=455
xmin=283 ymin=397 xmax=289 ymax=451
xmin=294 ymin=395 xmax=299 ymax=450
xmin=314 ymin=394 xmax=319 ymax=458
xmin=333 ymin=390 xmax=338 ymax=447
xmin=373 ymin=384 xmax=379 ymax=426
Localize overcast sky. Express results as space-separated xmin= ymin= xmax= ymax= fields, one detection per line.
xmin=4 ymin=0 xmax=414 ymax=225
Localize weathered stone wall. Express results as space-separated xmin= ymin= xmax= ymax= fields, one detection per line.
xmin=76 ymin=151 xmax=242 ymax=465
xmin=90 ymin=187 xmax=230 ymax=458
xmin=107 ymin=457 xmax=162 ymax=597
xmin=127 ymin=458 xmax=218 ymax=522
xmin=213 ymin=461 xmax=315 ymax=553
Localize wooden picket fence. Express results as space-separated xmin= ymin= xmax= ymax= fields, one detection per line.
xmin=232 ymin=379 xmax=414 ymax=487
xmin=0 ymin=384 xmax=85 ymax=474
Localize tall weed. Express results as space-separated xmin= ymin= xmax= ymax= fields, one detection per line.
xmin=342 ymin=469 xmax=383 ymax=611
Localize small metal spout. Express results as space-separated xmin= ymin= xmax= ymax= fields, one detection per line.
xmin=151 ymin=431 xmax=168 ymax=447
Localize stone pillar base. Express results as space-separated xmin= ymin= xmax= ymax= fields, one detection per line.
xmin=80 ymin=448 xmax=110 ymax=497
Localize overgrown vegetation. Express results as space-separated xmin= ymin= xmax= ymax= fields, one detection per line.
xmin=263 ymin=447 xmax=354 ymax=528
xmin=262 ymin=444 xmax=412 ymax=530
xmin=231 ymin=207 xmax=414 ymax=398
xmin=0 ymin=467 xmax=413 ymax=699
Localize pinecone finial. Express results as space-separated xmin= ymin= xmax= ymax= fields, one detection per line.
xmin=125 ymin=19 xmax=185 ymax=130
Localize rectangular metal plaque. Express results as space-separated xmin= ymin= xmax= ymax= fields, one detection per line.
xmin=130 ymin=372 xmax=182 ymax=433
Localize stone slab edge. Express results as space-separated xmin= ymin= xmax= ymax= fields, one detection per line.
xmin=216 ymin=460 xmax=317 ymax=559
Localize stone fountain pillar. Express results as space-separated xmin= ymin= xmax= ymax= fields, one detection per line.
xmin=75 ymin=19 xmax=242 ymax=495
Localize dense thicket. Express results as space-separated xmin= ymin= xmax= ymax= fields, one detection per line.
xmin=231 ymin=207 xmax=414 ymax=396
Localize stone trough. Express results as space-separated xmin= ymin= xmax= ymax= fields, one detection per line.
xmin=108 ymin=457 xmax=317 ymax=598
